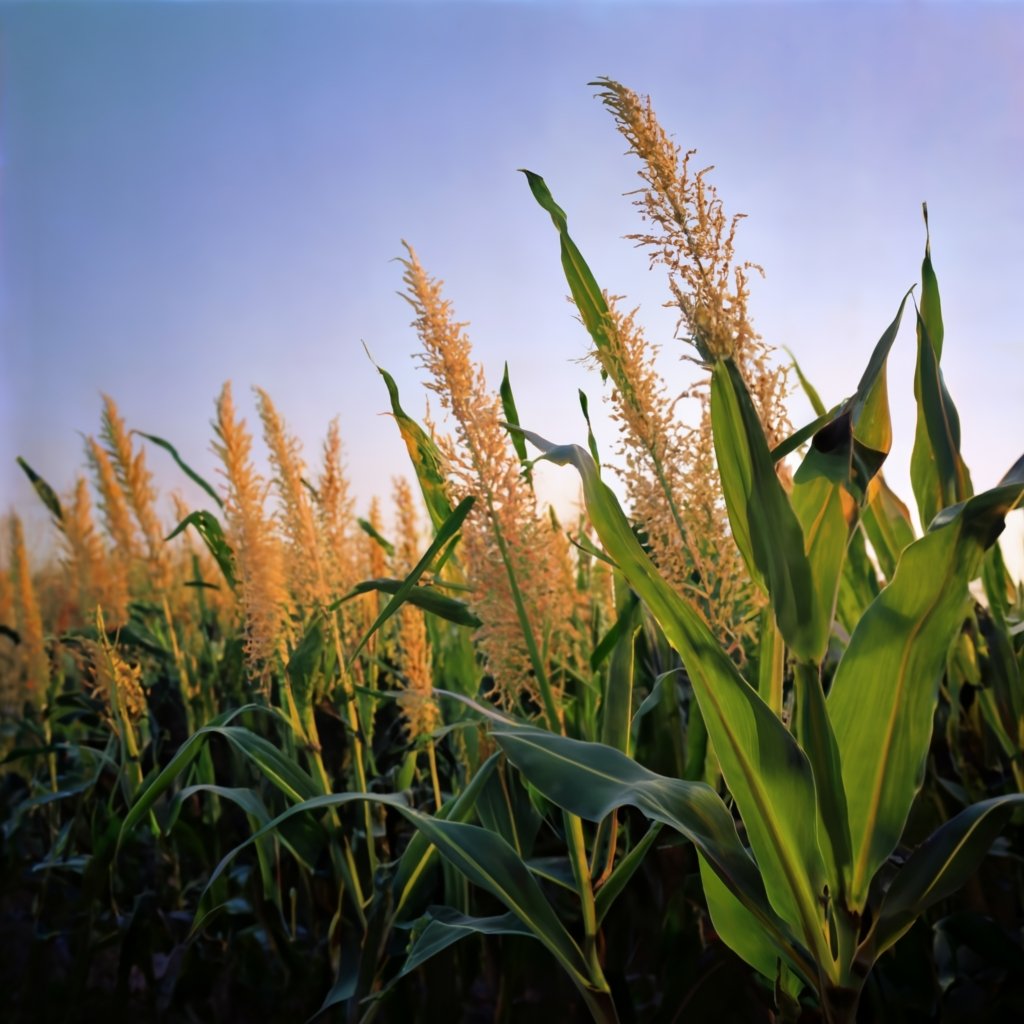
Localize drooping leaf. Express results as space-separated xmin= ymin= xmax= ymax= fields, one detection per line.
xmin=348 ymin=577 xmax=481 ymax=628
xmin=400 ymin=906 xmax=534 ymax=977
xmin=199 ymin=791 xmax=597 ymax=992
xmin=347 ymin=496 xmax=475 ymax=666
xmin=491 ymin=724 xmax=815 ymax=978
xmin=136 ymin=432 xmax=223 ymax=509
xmin=517 ymin=428 xmax=828 ymax=944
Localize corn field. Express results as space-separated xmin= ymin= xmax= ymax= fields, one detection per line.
xmin=2 ymin=79 xmax=1022 ymax=1024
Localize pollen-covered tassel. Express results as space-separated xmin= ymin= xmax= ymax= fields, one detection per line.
xmin=212 ymin=382 xmax=292 ymax=690
xmin=401 ymin=243 xmax=574 ymax=719
xmin=100 ymin=395 xmax=171 ymax=588
xmin=60 ymin=476 xmax=114 ymax=624
xmin=85 ymin=436 xmax=139 ymax=608
xmin=255 ymin=388 xmax=333 ymax=614
xmin=8 ymin=514 xmax=49 ymax=703
xmin=593 ymin=77 xmax=791 ymax=449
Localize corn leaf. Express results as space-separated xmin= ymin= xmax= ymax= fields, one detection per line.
xmin=699 ymin=855 xmax=812 ymax=989
xmin=376 ymin=363 xmax=455 ymax=534
xmin=861 ymin=473 xmax=916 ymax=582
xmin=348 ymin=578 xmax=481 ymax=628
xmin=166 ymin=510 xmax=237 ymax=590
xmin=867 ymin=794 xmax=1024 ymax=959
xmin=910 ymin=209 xmax=972 ymax=529
xmin=16 ymin=457 xmax=63 ymax=522
xmin=199 ymin=791 xmax=597 ymax=991
xmin=786 ymin=292 xmax=909 ymax=659
xmin=711 ymin=359 xmax=818 ymax=659
xmin=400 ymin=907 xmax=534 ymax=977
xmin=118 ymin=707 xmax=314 ymax=847
xmin=500 ymin=362 xmax=533 ymax=487
xmin=829 ymin=457 xmax=1024 ymax=907
xmin=504 ymin=431 xmax=828 ymax=941
xmin=347 ymin=496 xmax=475 ymax=667
xmin=392 ymin=753 xmax=500 ymax=919
xmin=491 ymin=725 xmax=814 ymax=977
xmin=136 ymin=432 xmax=223 ymax=509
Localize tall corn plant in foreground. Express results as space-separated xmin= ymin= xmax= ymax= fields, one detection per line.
xmin=481 ymin=82 xmax=1024 ymax=1022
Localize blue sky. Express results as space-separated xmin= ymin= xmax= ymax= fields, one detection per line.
xmin=2 ymin=1 xmax=1022 ymax=572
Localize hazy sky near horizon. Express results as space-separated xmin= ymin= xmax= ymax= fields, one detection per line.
xmin=2 ymin=0 xmax=1022 ymax=573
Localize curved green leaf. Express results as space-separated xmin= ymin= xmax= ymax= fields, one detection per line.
xmin=699 ymin=854 xmax=811 ymax=990
xmin=490 ymin=723 xmax=814 ymax=979
xmin=349 ymin=577 xmax=481 ymax=628
xmin=137 ymin=431 xmax=223 ymax=509
xmin=167 ymin=510 xmax=237 ymax=590
xmin=910 ymin=209 xmax=972 ymax=529
xmin=829 ymin=460 xmax=1024 ymax=908
xmin=375 ymin=362 xmax=455 ymax=534
xmin=199 ymin=791 xmax=596 ymax=992
xmin=401 ymin=907 xmax=533 ymax=977
xmin=16 ymin=457 xmax=63 ymax=522
xmin=516 ymin=428 xmax=828 ymax=950
xmin=347 ymin=496 xmax=475 ymax=666
xmin=867 ymin=794 xmax=1024 ymax=959
xmin=711 ymin=359 xmax=818 ymax=659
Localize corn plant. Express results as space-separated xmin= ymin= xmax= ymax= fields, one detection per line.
xmin=467 ymin=168 xmax=1024 ymax=1023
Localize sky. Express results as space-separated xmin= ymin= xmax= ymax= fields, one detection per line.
xmin=1 ymin=0 xmax=1022 ymax=576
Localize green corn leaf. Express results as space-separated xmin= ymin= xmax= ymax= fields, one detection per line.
xmin=600 ymin=610 xmax=640 ymax=755
xmin=522 ymin=171 xmax=618 ymax=380
xmin=136 ymin=432 xmax=223 ymax=509
xmin=500 ymin=362 xmax=533 ymax=488
xmin=711 ymin=359 xmax=819 ymax=659
xmin=166 ymin=510 xmax=237 ymax=590
xmin=792 ymin=661 xmax=853 ymax=901
xmin=699 ymin=855 xmax=812 ymax=989
xmin=981 ymin=542 xmax=1016 ymax=626
xmin=347 ymin=496 xmax=475 ymax=667
xmin=516 ymin=428 xmax=828 ymax=946
xmin=348 ymin=578 xmax=481 ymax=628
xmin=357 ymin=516 xmax=395 ymax=557
xmin=375 ymin=363 xmax=455 ymax=534
xmin=167 ymin=784 xmax=278 ymax=898
xmin=785 ymin=347 xmax=828 ymax=417
xmin=118 ymin=706 xmax=313 ymax=848
xmin=829 ymin=456 xmax=1024 ymax=908
xmin=593 ymin=823 xmax=663 ymax=925
xmin=491 ymin=725 xmax=814 ymax=979
xmin=861 ymin=473 xmax=916 ymax=582
xmin=392 ymin=753 xmax=500 ymax=918
xmin=400 ymin=907 xmax=534 ymax=977
xmin=590 ymin=591 xmax=638 ymax=672
xmin=910 ymin=208 xmax=972 ymax=529
xmin=835 ymin=525 xmax=880 ymax=635
xmin=786 ymin=292 xmax=910 ymax=660
xmin=16 ymin=457 xmax=63 ymax=522
xmin=771 ymin=402 xmax=846 ymax=463
xmin=867 ymin=794 xmax=1024 ymax=960
xmin=199 ymin=791 xmax=597 ymax=993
